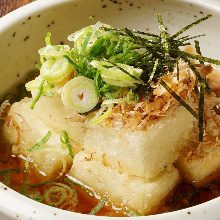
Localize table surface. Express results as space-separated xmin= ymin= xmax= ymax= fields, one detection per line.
xmin=0 ymin=0 xmax=32 ymax=17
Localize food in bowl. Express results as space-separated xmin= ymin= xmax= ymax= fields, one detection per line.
xmin=0 ymin=13 xmax=220 ymax=216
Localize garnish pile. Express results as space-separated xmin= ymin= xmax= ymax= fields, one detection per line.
xmin=26 ymin=14 xmax=220 ymax=142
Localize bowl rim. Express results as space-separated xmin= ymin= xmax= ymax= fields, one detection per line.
xmin=1 ymin=0 xmax=220 ymax=219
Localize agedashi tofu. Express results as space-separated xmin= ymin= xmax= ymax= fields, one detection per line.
xmin=177 ymin=93 xmax=220 ymax=187
xmin=1 ymin=96 xmax=85 ymax=180
xmin=2 ymin=13 xmax=220 ymax=217
xmin=84 ymin=106 xmax=195 ymax=180
xmin=177 ymin=142 xmax=220 ymax=187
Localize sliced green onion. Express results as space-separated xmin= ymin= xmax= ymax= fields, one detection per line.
xmin=29 ymin=192 xmax=44 ymax=202
xmin=160 ymin=80 xmax=198 ymax=118
xmin=94 ymin=72 xmax=101 ymax=97
xmin=28 ymin=131 xmax=52 ymax=152
xmin=40 ymin=57 xmax=74 ymax=84
xmin=68 ymin=26 xmax=93 ymax=43
xmin=68 ymin=22 xmax=106 ymax=54
xmin=61 ymin=76 xmax=99 ymax=114
xmin=123 ymin=207 xmax=142 ymax=217
xmin=44 ymin=185 xmax=67 ymax=206
xmin=0 ymin=169 xmax=21 ymax=175
xmin=91 ymin=60 xmax=143 ymax=87
xmin=0 ymin=173 xmax=11 ymax=186
xmin=45 ymin=32 xmax=52 ymax=45
xmin=20 ymin=171 xmax=28 ymax=196
xmin=90 ymin=104 xmax=113 ymax=125
xmin=102 ymin=90 xmax=138 ymax=105
xmin=30 ymin=80 xmax=45 ymax=109
xmin=60 ymin=131 xmax=74 ymax=158
xmin=26 ymin=76 xmax=53 ymax=98
xmin=89 ymin=198 xmax=106 ymax=215
xmin=29 ymin=180 xmax=53 ymax=188
xmin=38 ymin=45 xmax=71 ymax=59
xmin=105 ymin=59 xmax=144 ymax=83
xmin=81 ymin=28 xmax=94 ymax=53
xmin=102 ymin=98 xmax=125 ymax=105
xmin=36 ymin=63 xmax=42 ymax=70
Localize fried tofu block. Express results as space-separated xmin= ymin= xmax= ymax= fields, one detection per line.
xmin=84 ymin=106 xmax=195 ymax=179
xmin=1 ymin=96 xmax=85 ymax=180
xmin=69 ymin=150 xmax=180 ymax=214
xmin=177 ymin=144 xmax=220 ymax=187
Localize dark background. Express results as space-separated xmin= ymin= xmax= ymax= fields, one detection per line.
xmin=0 ymin=0 xmax=32 ymax=17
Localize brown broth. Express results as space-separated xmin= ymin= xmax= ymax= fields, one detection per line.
xmin=0 ymin=153 xmax=125 ymax=216
xmin=0 ymin=153 xmax=220 ymax=217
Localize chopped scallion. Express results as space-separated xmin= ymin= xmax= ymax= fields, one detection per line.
xmin=45 ymin=32 xmax=52 ymax=45
xmin=0 ymin=169 xmax=21 ymax=175
xmin=60 ymin=130 xmax=74 ymax=158
xmin=20 ymin=171 xmax=28 ymax=196
xmin=44 ymin=185 xmax=67 ymax=206
xmin=30 ymin=80 xmax=45 ymax=109
xmin=28 ymin=180 xmax=53 ymax=188
xmin=40 ymin=57 xmax=74 ymax=84
xmin=123 ymin=207 xmax=142 ymax=217
xmin=89 ymin=198 xmax=106 ymax=215
xmin=104 ymin=59 xmax=144 ymax=84
xmin=61 ymin=76 xmax=99 ymax=114
xmin=90 ymin=104 xmax=113 ymax=125
xmin=29 ymin=192 xmax=44 ymax=202
xmin=28 ymin=131 xmax=52 ymax=152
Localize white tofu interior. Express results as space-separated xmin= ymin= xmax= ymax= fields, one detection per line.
xmin=84 ymin=106 xmax=195 ymax=179
xmin=2 ymin=97 xmax=85 ymax=180
xmin=69 ymin=150 xmax=180 ymax=214
xmin=177 ymin=143 xmax=220 ymax=187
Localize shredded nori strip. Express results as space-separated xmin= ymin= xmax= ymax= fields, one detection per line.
xmin=171 ymin=14 xmax=212 ymax=39
xmin=157 ymin=14 xmax=170 ymax=55
xmin=182 ymin=52 xmax=220 ymax=65
xmin=160 ymin=80 xmax=198 ymax=118
xmin=198 ymin=83 xmax=205 ymax=142
xmin=194 ymin=40 xmax=204 ymax=65
xmin=176 ymin=57 xmax=180 ymax=81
